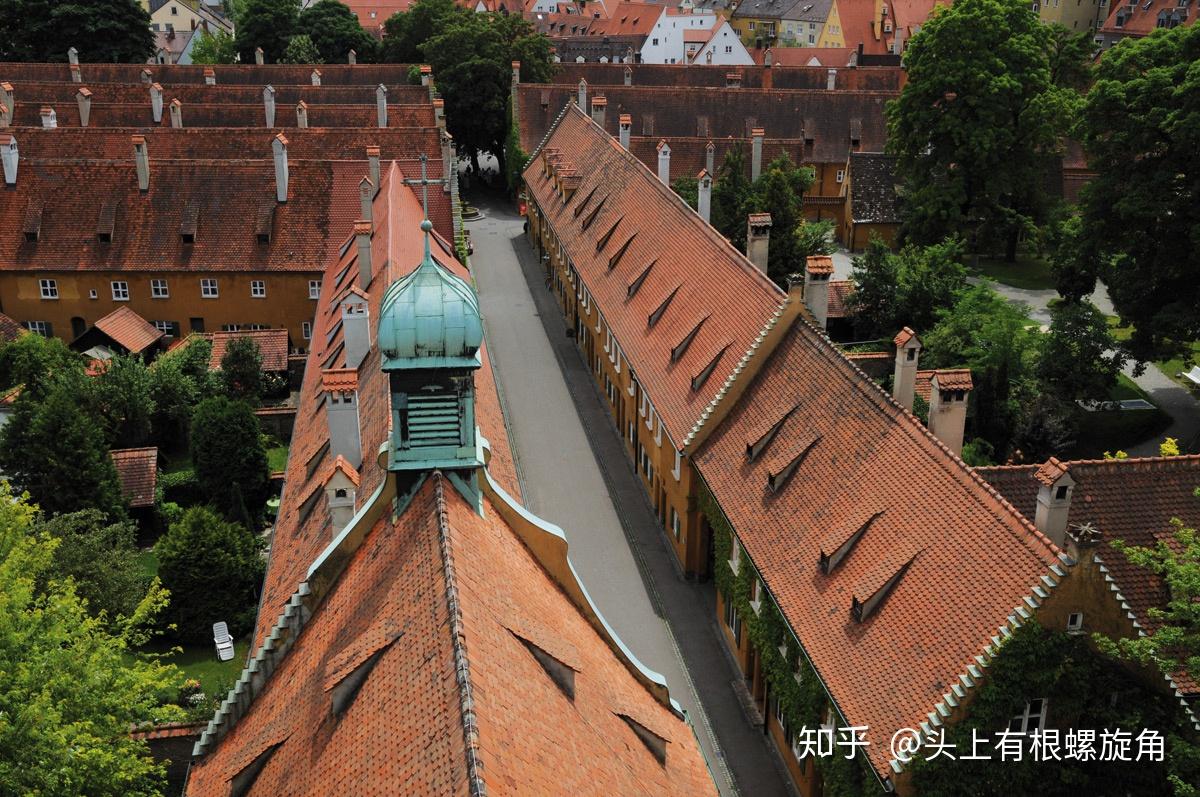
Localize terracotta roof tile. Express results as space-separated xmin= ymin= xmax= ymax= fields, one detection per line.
xmin=0 ymin=311 xmax=27 ymax=342
xmin=320 ymin=367 xmax=359 ymax=392
xmin=827 ymin=279 xmax=853 ymax=318
xmin=208 ymin=329 xmax=289 ymax=372
xmin=892 ymin=326 xmax=918 ymax=347
xmin=931 ymin=368 xmax=973 ymax=393
xmin=1100 ymin=0 xmax=1196 ymax=36
xmin=93 ymin=306 xmax=164 ymax=353
xmin=322 ymin=454 xmax=361 ymax=487
xmin=806 ymin=254 xmax=834 ymax=275
xmin=547 ymin=62 xmax=905 ymax=91
xmin=110 ymin=446 xmax=158 ymax=508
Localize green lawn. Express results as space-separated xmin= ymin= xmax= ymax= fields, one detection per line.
xmin=267 ymin=445 xmax=289 ymax=472
xmin=135 ymin=640 xmax=249 ymax=699
xmin=136 ymin=549 xmax=159 ymax=581
xmin=1106 ymin=316 xmax=1200 ymax=388
xmin=971 ymin=255 xmax=1055 ymax=291
xmin=1069 ymin=373 xmax=1172 ymax=459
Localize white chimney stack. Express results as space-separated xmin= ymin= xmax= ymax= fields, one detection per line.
xmin=76 ymin=88 xmax=92 ymax=127
xmin=751 ymin=127 xmax=764 ymax=181
xmin=348 ymin=48 xmax=357 ymax=65
xmin=375 ymin=84 xmax=388 ymax=128
xmin=927 ymin=370 xmax=972 ymax=456
xmin=355 ymin=220 xmax=373 ymax=289
xmin=0 ymin=83 xmax=13 ymax=125
xmin=322 ymin=373 xmax=363 ymax=468
xmin=204 ymin=67 xmax=216 ymax=86
xmin=590 ymin=96 xmax=607 ymax=128
xmin=132 ymin=135 xmax=149 ymax=192
xmin=433 ymin=98 xmax=445 ymax=131
xmin=140 ymin=68 xmax=152 ymax=85
xmin=656 ymin=140 xmax=671 ymax=184
xmin=706 ymin=141 xmax=715 ymax=175
xmin=804 ymin=256 xmax=833 ymax=329
xmin=1033 ymin=458 xmax=1075 ymax=547
xmin=746 ymin=213 xmax=772 ymax=272
xmin=40 ymin=107 xmax=57 ymax=129
xmin=420 ymin=65 xmax=432 ymax=88
xmin=255 ymin=46 xmax=264 ymax=65
xmin=697 ymin=169 xmax=712 ymax=223
xmin=324 ymin=456 xmax=359 ymax=534
xmin=359 ymin=177 xmax=374 ymax=223
xmin=150 ymin=83 xmax=163 ymax=123
xmin=342 ymin=292 xmax=371 ymax=370
xmin=296 ymin=100 xmax=308 ymax=128
xmin=1 ymin=135 xmax=16 ymax=186
xmin=891 ymin=327 xmax=921 ymax=412
xmin=67 ymin=46 xmax=79 ymax=65
xmin=263 ymin=85 xmax=276 ymax=128
xmin=624 ymin=65 xmax=632 ymax=86
xmin=169 ymin=98 xmax=182 ymax=128
xmin=827 ymin=68 xmax=837 ymax=91
xmin=69 ymin=64 xmax=81 ymax=84
xmin=619 ymin=114 xmax=631 ymax=149
xmin=272 ymin=133 xmax=288 ymax=203
xmin=367 ymin=146 xmax=380 ymax=189
xmin=577 ymin=78 xmax=587 ymax=108
xmin=310 ymin=69 xmax=321 ymax=86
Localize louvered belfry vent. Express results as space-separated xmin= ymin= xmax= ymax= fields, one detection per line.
xmin=401 ymin=388 xmax=463 ymax=448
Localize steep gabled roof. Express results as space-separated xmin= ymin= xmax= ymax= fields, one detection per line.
xmin=92 ymin=306 xmax=164 ymax=353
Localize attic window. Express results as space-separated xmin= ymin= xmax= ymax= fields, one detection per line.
xmin=691 ymin=343 xmax=730 ymax=391
xmin=595 ymin=216 xmax=623 ymax=251
xmin=851 ymin=554 xmax=917 ymax=623
xmin=581 ymin=196 xmax=607 ymax=231
xmin=648 ymin=286 xmax=680 ymax=328
xmin=330 ymin=636 xmax=402 ymax=716
xmin=617 ymin=713 xmax=667 ymax=764
xmin=670 ymin=315 xmax=708 ymax=363
xmin=305 ymin=440 xmax=330 ymax=479
xmin=819 ymin=511 xmax=883 ymax=574
xmin=297 ymin=484 xmax=323 ymax=525
xmin=180 ymin=200 xmax=199 ymax=244
xmin=255 ymin=202 xmax=275 ymax=244
xmin=608 ymin=233 xmax=637 ymax=270
xmin=573 ymin=185 xmax=599 ymax=218
xmin=767 ymin=435 xmax=820 ymax=493
xmin=746 ymin=404 xmax=798 ymax=461
xmin=22 ymin=198 xmax=44 ymax=243
xmin=229 ymin=741 xmax=285 ymax=797
xmin=513 ymin=633 xmax=576 ymax=700
xmin=96 ymin=201 xmax=116 ymax=243
xmin=627 ymin=260 xmax=656 ymax=299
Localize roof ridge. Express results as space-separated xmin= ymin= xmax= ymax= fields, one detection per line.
xmin=432 ymin=472 xmax=487 ymax=797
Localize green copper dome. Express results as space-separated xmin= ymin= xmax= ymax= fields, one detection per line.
xmin=378 ymin=221 xmax=483 ymax=371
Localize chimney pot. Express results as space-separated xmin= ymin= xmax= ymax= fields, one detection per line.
xmin=511 ymin=60 xmax=521 ymax=82
xmin=366 ymin=146 xmax=381 ymax=189
xmin=751 ymin=127 xmax=764 ymax=181
xmin=348 ymin=48 xmax=357 ymax=65
xmin=359 ymin=176 xmax=374 ymax=223
xmin=296 ymin=100 xmax=309 ymax=128
xmin=132 ymin=135 xmax=149 ymax=192
xmin=263 ymin=85 xmax=276 ymax=128
xmin=577 ymin=78 xmax=587 ymax=108
xmin=149 ymin=83 xmax=163 ymax=123
xmin=590 ymin=96 xmax=607 ymax=128
xmin=656 ymin=140 xmax=671 ymax=184
xmin=618 ymin=114 xmax=631 ymax=149
xmin=141 ymin=68 xmax=152 ymax=85
xmin=0 ymin=83 xmax=12 ymax=127
xmin=204 ymin=67 xmax=216 ymax=85
xmin=804 ymin=256 xmax=834 ymax=329
xmin=746 ymin=213 xmax=772 ymax=272
xmin=927 ymin=370 xmax=972 ymax=456
xmin=69 ymin=64 xmax=81 ymax=84
xmin=39 ymin=106 xmax=57 ymax=129
xmin=891 ymin=327 xmax=921 ymax=411
xmin=355 ymin=220 xmax=373 ymax=290
xmin=323 ymin=375 xmax=363 ymax=468
xmin=169 ymin=98 xmax=182 ymax=128
xmin=1033 ymin=458 xmax=1076 ymax=546
xmin=311 ymin=69 xmax=321 ymax=86
xmin=272 ymin=133 xmax=289 ymax=203
xmin=1 ymin=135 xmax=17 ymax=186
xmin=697 ymin=169 xmax=712 ymax=223
xmin=827 ymin=68 xmax=837 ymax=91
xmin=76 ymin=88 xmax=92 ymax=127
xmin=376 ymin=84 xmax=388 ymax=128
xmin=623 ymin=65 xmax=632 ymax=85
xmin=67 ymin=46 xmax=79 ymax=65
xmin=255 ymin=46 xmax=264 ymax=65
xmin=419 ymin=64 xmax=432 ymax=86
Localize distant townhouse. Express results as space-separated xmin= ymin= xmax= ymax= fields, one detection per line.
xmin=1096 ymin=0 xmax=1195 ymax=48
xmin=731 ymin=0 xmax=847 ymax=48
xmin=1036 ymin=0 xmax=1110 ymax=32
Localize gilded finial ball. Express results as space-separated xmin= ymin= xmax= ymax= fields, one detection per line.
xmin=420 ymin=219 xmax=433 ymax=233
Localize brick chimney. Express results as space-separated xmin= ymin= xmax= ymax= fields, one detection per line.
xmin=263 ymin=85 xmax=276 ymax=128
xmin=827 ymin=68 xmax=837 ymax=90
xmin=619 ymin=114 xmax=631 ymax=149
xmin=624 ymin=65 xmax=632 ymax=85
xmin=272 ymin=133 xmax=288 ymax=203
xmin=804 ymin=255 xmax=834 ymax=329
xmin=355 ymin=220 xmax=373 ymax=289
xmin=132 ymin=135 xmax=149 ymax=192
xmin=150 ymin=83 xmax=163 ymax=123
xmin=349 ymin=48 xmax=357 ymax=65
xmin=1 ymin=135 xmax=16 ymax=186
xmin=324 ymin=455 xmax=359 ymax=534
xmin=68 ymin=46 xmax=79 ymax=66
xmin=577 ymin=78 xmax=587 ymax=108
xmin=927 ymin=369 xmax=972 ymax=456
xmin=40 ymin=106 xmax=57 ymax=129
xmin=322 ymin=370 xmax=363 ymax=468
xmin=310 ymin=68 xmax=321 ymax=86
xmin=891 ymin=327 xmax=921 ymax=411
xmin=359 ymin=176 xmax=374 ymax=223
xmin=697 ymin=169 xmax=713 ymax=223
xmin=376 ymin=84 xmax=388 ymax=128
xmin=746 ymin=213 xmax=772 ymax=272
xmin=751 ymin=127 xmax=764 ymax=180
xmin=705 ymin=141 xmax=715 ymax=175
xmin=76 ymin=88 xmax=92 ymax=127
xmin=1033 ymin=458 xmax=1075 ymax=547
xmin=590 ymin=96 xmax=607 ymax=128
xmin=296 ymin=100 xmax=309 ymax=128
xmin=341 ymin=288 xmax=371 ymax=370
xmin=254 ymin=46 xmax=264 ymax=65
xmin=204 ymin=67 xmax=216 ymax=85
xmin=69 ymin=64 xmax=81 ymax=84
xmin=366 ymin=146 xmax=380 ymax=189
xmin=656 ymin=140 xmax=671 ymax=183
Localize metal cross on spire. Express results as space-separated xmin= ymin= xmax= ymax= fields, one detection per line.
xmin=401 ymin=153 xmax=448 ymax=266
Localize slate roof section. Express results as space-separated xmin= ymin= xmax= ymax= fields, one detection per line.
xmin=110 ymin=447 xmax=159 ymax=508
xmin=207 ymin=329 xmax=290 ymax=372
xmin=92 ymin=306 xmax=165 ymax=353
xmin=525 ymin=103 xmax=785 ymax=445
xmin=694 ymin=316 xmax=1062 ymax=780
xmin=977 ymin=454 xmax=1200 ymax=693
xmin=848 ymin=152 xmax=899 ymax=223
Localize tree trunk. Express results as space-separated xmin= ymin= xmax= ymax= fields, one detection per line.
xmin=1005 ymin=228 xmax=1019 ymax=263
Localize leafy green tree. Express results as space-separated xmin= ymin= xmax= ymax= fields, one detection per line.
xmin=0 ymin=372 xmax=125 ymax=518
xmin=0 ymin=331 xmax=83 ymax=395
xmin=156 ymin=506 xmax=265 ymax=642
xmin=887 ymin=0 xmax=1077 ymax=259
xmin=0 ymin=0 xmax=153 ymax=62
xmin=1037 ymin=300 xmax=1125 ymax=402
xmin=298 ymin=0 xmax=376 ymax=63
xmin=0 ymin=484 xmax=181 ymax=795
xmin=220 ymin=336 xmax=264 ymax=403
xmin=148 ymin=353 xmax=199 ymax=451
xmin=847 ymin=236 xmax=968 ymax=337
xmin=845 ymin=236 xmax=901 ymax=336
xmin=1046 ymin=23 xmax=1094 ymax=91
xmin=40 ymin=509 xmax=152 ymax=624
xmin=190 ymin=397 xmax=269 ymax=519
xmin=177 ymin=335 xmax=218 ymax=396
xmin=92 ymin=354 xmax=155 ymax=448
xmin=234 ymin=0 xmax=300 ymax=63
xmin=1010 ymin=394 xmax=1077 ymax=461
xmin=282 ymin=32 xmax=323 ymax=64
xmin=745 ymin=154 xmax=814 ymax=286
xmin=381 ymin=0 xmax=462 ymax=63
xmin=190 ymin=28 xmax=238 ymax=64
xmin=1068 ymin=24 xmax=1200 ymax=367
xmin=711 ymin=146 xmax=752 ymax=250
xmin=672 ymin=176 xmax=699 ymax=210
xmin=795 ymin=219 xmax=835 ymax=260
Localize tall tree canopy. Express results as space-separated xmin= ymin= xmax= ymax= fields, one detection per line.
xmin=92 ymin=354 xmax=155 ymax=449
xmin=0 ymin=0 xmax=153 ymax=62
xmin=220 ymin=336 xmax=264 ymax=404
xmin=886 ymin=0 xmax=1080 ymax=259
xmin=190 ymin=28 xmax=239 ymax=65
xmin=40 ymin=509 xmax=152 ymax=624
xmin=297 ymin=0 xmax=376 ymax=63
xmin=846 ymin=236 xmax=968 ymax=338
xmin=234 ymin=0 xmax=300 ymax=63
xmin=0 ymin=485 xmax=181 ymax=795
xmin=744 ymin=154 xmax=814 ymax=286
xmin=1065 ymin=24 xmax=1200 ymax=366
xmin=190 ymin=396 xmax=269 ymax=520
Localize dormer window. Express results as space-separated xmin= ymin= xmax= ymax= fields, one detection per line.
xmin=1066 ymin=612 xmax=1083 ymax=633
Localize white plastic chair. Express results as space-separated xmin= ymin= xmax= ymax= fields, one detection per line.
xmin=213 ymin=621 xmax=235 ymax=662
xmin=1182 ymin=366 xmax=1200 ymax=387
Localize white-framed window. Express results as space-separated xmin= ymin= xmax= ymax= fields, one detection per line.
xmin=750 ymin=578 xmax=763 ymax=614
xmin=39 ymin=279 xmax=58 ymax=299
xmin=308 ymin=279 xmax=321 ymax=299
xmin=670 ymin=507 xmax=681 ymax=541
xmin=1066 ymin=613 xmax=1084 ymax=633
xmin=652 ymin=37 xmax=659 ymax=45
xmin=153 ymin=320 xmax=177 ymax=335
xmin=646 ymin=400 xmax=656 ymax=430
xmin=1009 ymin=699 xmax=1047 ymax=733
xmin=749 ymin=20 xmax=756 ymax=29
xmin=836 ymin=169 xmax=845 ymax=183
xmin=221 ymin=324 xmax=240 ymax=332
xmin=729 ymin=539 xmax=742 ymax=575
xmin=250 ymin=280 xmax=266 ymax=298
xmin=246 ymin=323 xmax=268 ymax=331
xmin=302 ymin=321 xmax=312 ymax=339
xmin=111 ymin=281 xmax=130 ymax=301
xmin=151 ymin=278 xmax=169 ymax=298
xmin=724 ymin=594 xmax=742 ymax=644
xmin=673 ymin=447 xmax=682 ymax=480
xmin=89 ymin=289 xmax=98 ymax=299
xmin=201 ymin=278 xmax=218 ymax=298
xmin=725 ymin=45 xmax=732 ymax=53
xmin=613 ymin=343 xmax=621 ymax=374
xmin=24 ymin=321 xmax=50 ymax=336
xmin=604 ymin=327 xmax=612 ymax=355
xmin=655 ymin=417 xmax=663 ymax=446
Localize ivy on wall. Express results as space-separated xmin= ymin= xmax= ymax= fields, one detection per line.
xmin=700 ymin=485 xmax=870 ymax=796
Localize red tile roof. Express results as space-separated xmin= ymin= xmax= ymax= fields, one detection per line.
xmin=0 ymin=63 xmax=433 ymax=86
xmin=931 ymin=368 xmax=973 ymax=392
xmin=110 ymin=446 xmax=158 ymax=508
xmin=754 ymin=46 xmax=855 ymax=67
xmin=546 ymin=62 xmax=905 ymax=91
xmin=92 ymin=306 xmax=164 ymax=353
xmin=1100 ymin=0 xmax=1196 ymax=37
xmin=208 ymin=329 xmax=290 ymax=372
xmin=893 ymin=326 xmax=917 ymax=347
xmin=806 ymin=254 xmax=834 ymax=275
xmin=525 ymin=103 xmax=785 ymax=446
xmin=978 ymin=454 xmax=1200 ymax=692
xmin=322 ymin=454 xmax=361 ymax=487
xmin=694 ymin=317 xmax=1062 ymax=781
xmin=0 ymin=311 xmax=27 ymax=342
xmin=319 ymin=367 xmax=359 ymax=392
xmin=2 ymin=81 xmax=430 ymax=107
xmin=827 ymin=279 xmax=853 ymax=318
xmin=589 ymin=2 xmax=665 ymax=35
